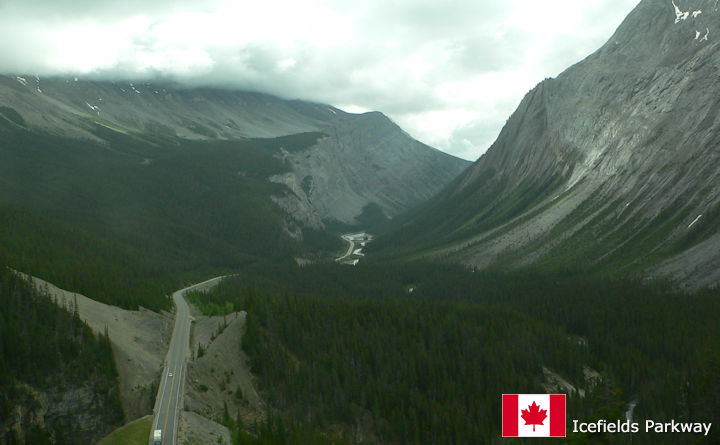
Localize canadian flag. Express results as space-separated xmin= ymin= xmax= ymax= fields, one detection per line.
xmin=502 ymin=394 xmax=566 ymax=437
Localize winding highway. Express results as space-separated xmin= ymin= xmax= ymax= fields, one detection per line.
xmin=150 ymin=277 xmax=225 ymax=445
xmin=335 ymin=232 xmax=372 ymax=264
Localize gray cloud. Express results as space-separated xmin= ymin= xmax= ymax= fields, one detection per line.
xmin=0 ymin=0 xmax=642 ymax=160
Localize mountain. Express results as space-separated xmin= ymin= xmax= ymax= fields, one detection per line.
xmin=376 ymin=0 xmax=720 ymax=289
xmin=0 ymin=76 xmax=469 ymax=228
xmin=0 ymin=75 xmax=468 ymax=306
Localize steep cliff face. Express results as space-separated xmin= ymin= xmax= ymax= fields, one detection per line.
xmin=3 ymin=381 xmax=120 ymax=444
xmin=0 ymin=270 xmax=124 ymax=444
xmin=379 ymin=0 xmax=720 ymax=288
xmin=0 ymin=76 xmax=469 ymax=226
xmin=276 ymin=112 xmax=469 ymax=224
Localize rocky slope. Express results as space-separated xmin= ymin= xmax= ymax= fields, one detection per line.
xmin=184 ymin=311 xmax=264 ymax=432
xmin=0 ymin=272 xmax=124 ymax=444
xmin=0 ymin=76 xmax=469 ymax=226
xmin=4 ymin=381 xmax=118 ymax=444
xmin=378 ymin=0 xmax=720 ymax=289
xmin=28 ymin=275 xmax=174 ymax=421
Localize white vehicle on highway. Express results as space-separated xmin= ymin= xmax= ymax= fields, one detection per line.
xmin=153 ymin=429 xmax=162 ymax=445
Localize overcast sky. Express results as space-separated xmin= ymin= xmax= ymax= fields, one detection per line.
xmin=0 ymin=0 xmax=641 ymax=160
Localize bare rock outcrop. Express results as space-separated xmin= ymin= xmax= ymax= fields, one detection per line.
xmin=383 ymin=0 xmax=720 ymax=288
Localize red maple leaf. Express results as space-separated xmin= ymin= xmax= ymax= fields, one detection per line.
xmin=521 ymin=401 xmax=547 ymax=432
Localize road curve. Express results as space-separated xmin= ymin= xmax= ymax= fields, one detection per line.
xmin=150 ymin=277 xmax=225 ymax=445
xmin=335 ymin=234 xmax=356 ymax=262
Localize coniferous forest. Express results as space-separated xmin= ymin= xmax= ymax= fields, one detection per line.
xmin=1 ymin=83 xmax=718 ymax=445
xmin=0 ymin=263 xmax=123 ymax=444
xmin=1 ymin=120 xmax=718 ymax=443
xmin=0 ymin=126 xmax=340 ymax=312
xmin=190 ymin=262 xmax=720 ymax=445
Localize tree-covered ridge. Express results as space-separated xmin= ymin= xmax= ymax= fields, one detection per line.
xmin=0 ymin=124 xmax=313 ymax=265
xmin=0 ymin=266 xmax=123 ymax=444
xmin=0 ymin=125 xmax=341 ymax=310
xmin=193 ymin=264 xmax=719 ymax=444
xmin=0 ymin=203 xmax=172 ymax=311
xmin=240 ymin=293 xmax=590 ymax=444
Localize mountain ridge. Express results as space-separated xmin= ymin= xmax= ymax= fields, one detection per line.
xmin=375 ymin=0 xmax=720 ymax=289
xmin=0 ymin=74 xmax=470 ymax=227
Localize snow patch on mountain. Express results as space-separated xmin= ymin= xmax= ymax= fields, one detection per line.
xmin=688 ymin=214 xmax=702 ymax=229
xmin=85 ymin=102 xmax=101 ymax=115
xmin=672 ymin=0 xmax=690 ymax=23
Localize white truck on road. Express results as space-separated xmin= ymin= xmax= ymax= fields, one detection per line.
xmin=153 ymin=429 xmax=162 ymax=445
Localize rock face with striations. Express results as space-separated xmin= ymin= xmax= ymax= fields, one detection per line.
xmin=2 ymin=381 xmax=121 ymax=444
xmin=273 ymin=111 xmax=468 ymax=225
xmin=0 ymin=76 xmax=469 ymax=227
xmin=381 ymin=0 xmax=720 ymax=288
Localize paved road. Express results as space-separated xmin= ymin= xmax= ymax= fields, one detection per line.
xmin=335 ymin=234 xmax=357 ymax=262
xmin=335 ymin=232 xmax=371 ymax=263
xmin=150 ymin=277 xmax=225 ymax=445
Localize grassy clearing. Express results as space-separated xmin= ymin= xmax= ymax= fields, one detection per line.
xmin=97 ymin=415 xmax=152 ymax=445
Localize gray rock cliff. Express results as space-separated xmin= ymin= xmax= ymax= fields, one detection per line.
xmin=385 ymin=0 xmax=720 ymax=288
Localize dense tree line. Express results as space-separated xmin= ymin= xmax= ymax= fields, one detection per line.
xmin=239 ymin=293 xmax=591 ymax=443
xmin=0 ymin=203 xmax=172 ymax=311
xmin=193 ymin=263 xmax=719 ymax=444
xmin=229 ymin=413 xmax=350 ymax=445
xmin=0 ymin=126 xmax=341 ymax=311
xmin=0 ymin=265 xmax=123 ymax=444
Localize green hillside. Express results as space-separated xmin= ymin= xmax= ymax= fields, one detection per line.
xmin=0 ymin=124 xmax=338 ymax=309
xmin=190 ymin=263 xmax=720 ymax=444
xmin=0 ymin=265 xmax=124 ymax=443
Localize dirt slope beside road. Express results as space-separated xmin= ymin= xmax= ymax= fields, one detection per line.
xmin=184 ymin=310 xmax=264 ymax=432
xmin=27 ymin=274 xmax=173 ymax=421
xmin=177 ymin=411 xmax=232 ymax=445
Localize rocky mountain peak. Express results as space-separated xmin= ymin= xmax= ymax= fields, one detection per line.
xmin=379 ymin=0 xmax=720 ymax=289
